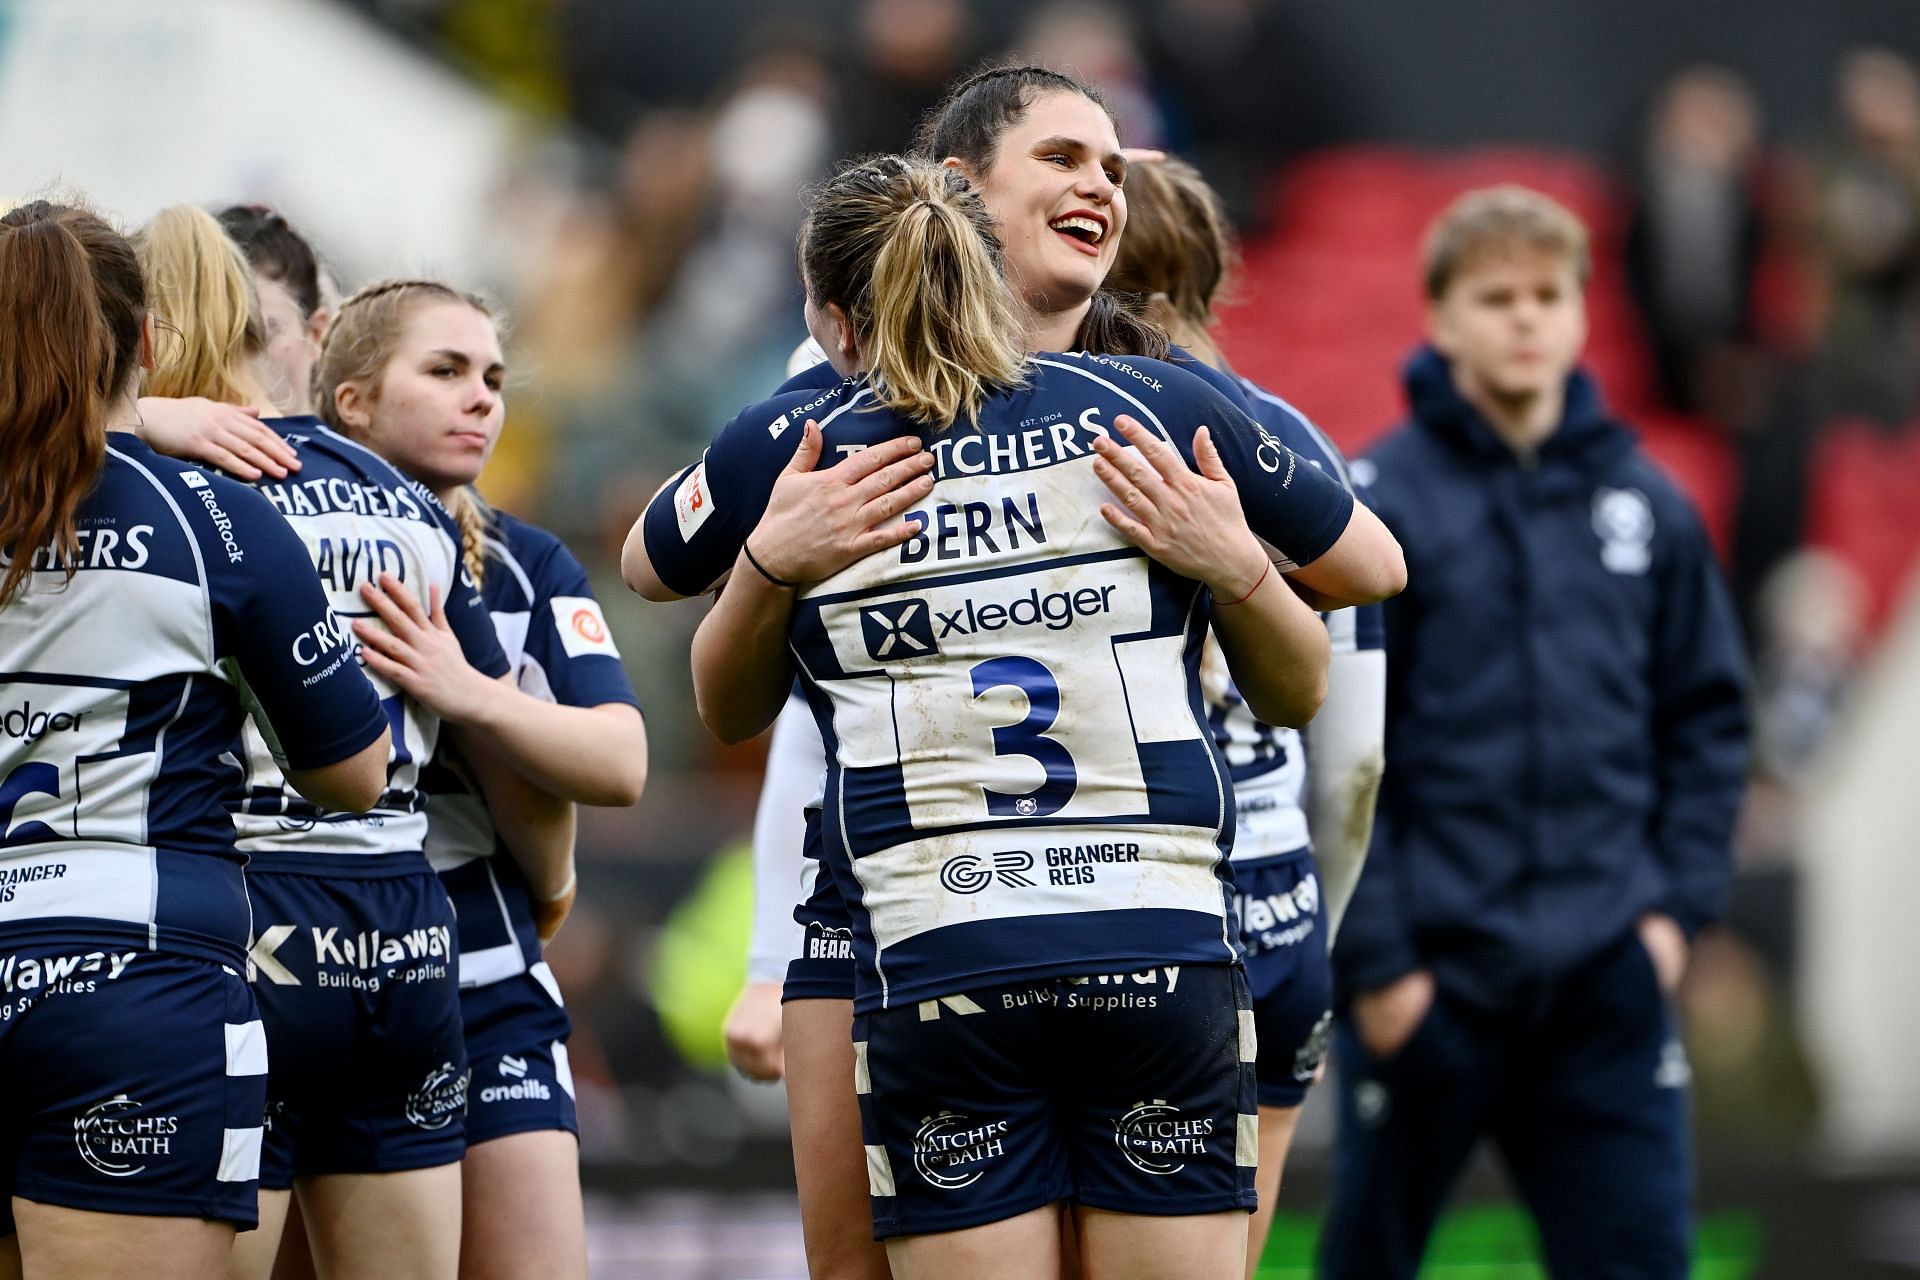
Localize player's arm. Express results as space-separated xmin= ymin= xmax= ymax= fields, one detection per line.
xmin=1094 ymin=415 xmax=1328 ymax=728
xmin=1304 ymin=635 xmax=1386 ymax=940
xmin=283 ymin=738 xmax=389 ymax=814
xmin=693 ymin=424 xmax=934 ymax=743
xmin=449 ymin=718 xmax=580 ymax=922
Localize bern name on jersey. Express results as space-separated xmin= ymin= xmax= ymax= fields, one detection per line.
xmin=228 ymin=418 xmax=505 ymax=860
xmin=645 ymin=353 xmax=1354 ymax=1011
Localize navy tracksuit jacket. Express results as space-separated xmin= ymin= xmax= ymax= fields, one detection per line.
xmin=1336 ymin=347 xmax=1749 ymax=1007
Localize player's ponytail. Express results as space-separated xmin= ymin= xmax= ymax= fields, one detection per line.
xmin=135 ymin=205 xmax=268 ymax=405
xmin=0 ymin=201 xmax=144 ymax=605
xmin=443 ymin=486 xmax=493 ymax=586
xmin=1106 ymin=157 xmax=1234 ymax=366
xmin=801 ymin=156 xmax=1027 ymax=426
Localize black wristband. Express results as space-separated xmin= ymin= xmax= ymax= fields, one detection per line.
xmin=742 ymin=541 xmax=799 ymax=590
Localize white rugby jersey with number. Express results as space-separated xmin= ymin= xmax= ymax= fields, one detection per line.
xmin=642 ymin=353 xmax=1357 ymax=1011
xmin=225 ymin=418 xmax=507 ymax=860
xmin=0 ymin=439 xmax=386 ymax=966
xmin=422 ymin=511 xmax=639 ymax=986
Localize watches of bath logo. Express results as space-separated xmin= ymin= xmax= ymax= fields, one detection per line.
xmin=405 ymin=1061 xmax=471 ymax=1130
xmin=1592 ymin=487 xmax=1654 ymax=575
xmin=912 ymin=1110 xmax=1009 ymax=1189
xmin=1114 ymin=1100 xmax=1212 ymax=1175
xmin=74 ymin=1095 xmax=179 ymax=1177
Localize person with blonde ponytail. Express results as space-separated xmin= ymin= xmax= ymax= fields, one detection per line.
xmin=0 ymin=199 xmax=388 ymax=1279
xmin=625 ymin=153 xmax=1400 ymax=1280
xmin=128 ymin=206 xmax=519 ymax=1280
xmin=716 ymin=65 xmax=1407 ymax=1280
xmin=1108 ymin=154 xmax=1388 ymax=1279
xmin=311 ymin=277 xmax=645 ymax=1280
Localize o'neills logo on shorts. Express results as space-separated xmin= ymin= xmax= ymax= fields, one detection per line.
xmin=911 ymin=1110 xmax=1008 ymax=1190
xmin=74 ymin=1094 xmax=179 ymax=1177
xmin=404 ymin=1061 xmax=470 ymax=1131
xmin=1115 ymin=1099 xmax=1212 ymax=1176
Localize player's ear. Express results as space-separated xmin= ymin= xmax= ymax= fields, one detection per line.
xmin=941 ymin=156 xmax=977 ymax=184
xmin=824 ymin=303 xmax=859 ymax=365
xmin=138 ymin=312 xmax=158 ymax=371
xmin=333 ymin=379 xmax=373 ymax=433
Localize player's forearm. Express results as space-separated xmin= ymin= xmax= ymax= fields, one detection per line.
xmin=1283 ymin=503 xmax=1406 ymax=609
xmin=691 ymin=553 xmax=798 ymax=744
xmin=1303 ymin=649 xmax=1386 ymax=940
xmin=1211 ymin=569 xmax=1329 ymax=729
xmin=450 ymin=722 xmax=579 ymax=899
xmin=461 ymin=689 xmax=648 ymax=807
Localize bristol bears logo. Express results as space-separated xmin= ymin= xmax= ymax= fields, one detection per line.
xmin=1593 ymin=487 xmax=1655 ymax=575
xmin=938 ymin=851 xmax=1036 ymax=894
xmin=859 ymin=600 xmax=937 ymax=661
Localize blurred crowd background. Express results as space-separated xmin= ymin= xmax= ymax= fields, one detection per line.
xmin=5 ymin=0 xmax=1920 ymax=1273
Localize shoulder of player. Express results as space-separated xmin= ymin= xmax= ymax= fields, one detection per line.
xmin=1237 ymin=378 xmax=1354 ymax=482
xmin=487 ymin=510 xmax=588 ymax=606
xmin=103 ymin=437 xmax=274 ymax=521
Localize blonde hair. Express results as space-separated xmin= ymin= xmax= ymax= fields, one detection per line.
xmin=314 ymin=278 xmax=497 ymax=583
xmin=798 ymin=156 xmax=1027 ymax=427
xmin=1107 ymin=156 xmax=1237 ymax=363
xmin=1422 ymin=185 xmax=1591 ymax=300
xmin=135 ymin=204 xmax=266 ymax=404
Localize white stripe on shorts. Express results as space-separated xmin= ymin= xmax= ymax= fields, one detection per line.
xmin=530 ymin=960 xmax=566 ymax=1007
xmin=217 ymin=1127 xmax=264 ymax=1183
xmin=1236 ymin=1112 xmax=1259 ymax=1168
xmin=225 ymin=1019 xmax=268 ymax=1077
xmin=1238 ymin=1009 xmax=1258 ymax=1064
xmin=866 ymin=1144 xmax=897 ymax=1198
xmin=553 ymin=1040 xmax=576 ymax=1099
xmin=853 ymin=1041 xmax=872 ymax=1096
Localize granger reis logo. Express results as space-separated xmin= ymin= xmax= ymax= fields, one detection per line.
xmin=859 ymin=600 xmax=937 ymax=661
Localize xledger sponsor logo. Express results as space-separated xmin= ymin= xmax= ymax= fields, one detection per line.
xmin=858 ymin=600 xmax=937 ymax=661
xmin=179 ymin=470 xmax=245 ymax=562
xmin=938 ymin=851 xmax=1035 ymax=895
xmin=912 ymin=1110 xmax=1008 ymax=1190
xmin=1115 ymin=1099 xmax=1212 ymax=1175
xmin=405 ymin=1062 xmax=470 ymax=1131
xmin=74 ymin=1095 xmax=179 ymax=1177
xmin=478 ymin=1054 xmax=553 ymax=1105
xmin=934 ymin=584 xmax=1116 ymax=638
xmin=1 ymin=702 xmax=86 ymax=740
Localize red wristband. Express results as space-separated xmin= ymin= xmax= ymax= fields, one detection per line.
xmin=1216 ymin=561 xmax=1270 ymax=607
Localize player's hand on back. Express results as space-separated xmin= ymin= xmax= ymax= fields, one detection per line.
xmin=744 ymin=422 xmax=934 ymax=586
xmin=723 ymin=981 xmax=786 ymax=1082
xmin=1093 ymin=414 xmax=1269 ymax=601
xmin=135 ymin=396 xmax=300 ymax=480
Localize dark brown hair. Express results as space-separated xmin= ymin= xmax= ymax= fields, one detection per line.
xmin=915 ymin=62 xmax=1168 ymax=360
xmin=0 ymin=201 xmax=146 ymax=604
xmin=218 ymin=204 xmax=323 ymax=319
xmin=1106 ymin=156 xmax=1237 ymax=358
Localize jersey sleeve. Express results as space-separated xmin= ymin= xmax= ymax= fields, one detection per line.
xmin=521 ymin=537 xmax=642 ymax=710
xmin=639 ymin=393 xmax=817 ymax=597
xmin=201 ymin=477 xmax=388 ymax=771
xmin=1162 ymin=371 xmax=1355 ymax=569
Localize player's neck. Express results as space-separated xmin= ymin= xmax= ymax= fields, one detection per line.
xmin=104 ymin=390 xmax=143 ymax=435
xmin=1025 ymin=300 xmax=1089 ymax=354
xmin=1453 ymin=370 xmax=1564 ymax=455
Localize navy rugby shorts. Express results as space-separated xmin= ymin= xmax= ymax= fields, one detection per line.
xmin=460 ymin=961 xmax=577 ymax=1146
xmin=1232 ymin=854 xmax=1332 ymax=1108
xmin=245 ymin=852 xmax=467 ymax=1187
xmin=854 ymin=962 xmax=1257 ymax=1239
xmin=783 ymin=810 xmax=857 ymax=1003
xmin=0 ymin=940 xmax=266 ymax=1229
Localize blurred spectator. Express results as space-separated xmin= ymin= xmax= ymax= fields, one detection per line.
xmin=1624 ymin=64 xmax=1769 ymax=418
xmin=1814 ymin=48 xmax=1920 ymax=427
xmin=838 ymin=0 xmax=976 ymax=157
xmin=1008 ymin=1 xmax=1166 ymax=152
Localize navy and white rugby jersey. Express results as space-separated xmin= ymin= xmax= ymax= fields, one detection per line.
xmin=0 ymin=439 xmax=387 ymax=966
xmin=1207 ymin=377 xmax=1388 ymax=864
xmin=226 ymin=417 xmax=508 ymax=861
xmin=422 ymin=511 xmax=639 ymax=987
xmin=643 ymin=353 xmax=1356 ymax=1011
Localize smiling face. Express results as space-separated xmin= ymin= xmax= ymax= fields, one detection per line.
xmin=341 ymin=300 xmax=505 ymax=493
xmin=959 ymin=89 xmax=1128 ymax=324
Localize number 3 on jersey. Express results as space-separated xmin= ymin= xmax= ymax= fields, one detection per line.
xmin=970 ymin=656 xmax=1074 ymax=817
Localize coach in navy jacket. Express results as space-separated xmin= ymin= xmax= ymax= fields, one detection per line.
xmin=1336 ymin=347 xmax=1749 ymax=1009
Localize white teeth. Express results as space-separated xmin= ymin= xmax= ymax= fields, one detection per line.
xmin=1050 ymin=216 xmax=1104 ymax=243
